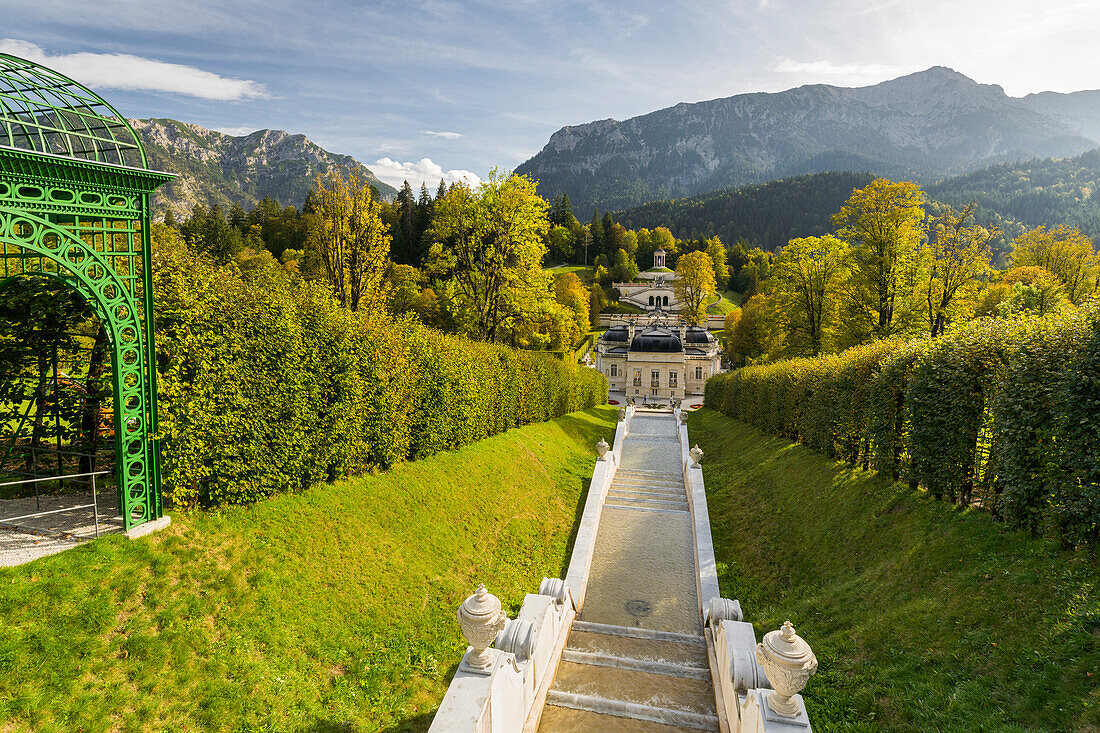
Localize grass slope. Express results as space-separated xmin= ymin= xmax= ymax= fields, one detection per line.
xmin=0 ymin=406 xmax=617 ymax=733
xmin=689 ymin=409 xmax=1100 ymax=733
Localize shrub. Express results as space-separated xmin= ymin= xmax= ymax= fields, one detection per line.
xmin=906 ymin=319 xmax=1016 ymax=506
xmin=705 ymin=309 xmax=1100 ymax=549
xmin=152 ymin=240 xmax=606 ymax=507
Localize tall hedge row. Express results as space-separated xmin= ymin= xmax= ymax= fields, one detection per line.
xmin=152 ymin=240 xmax=606 ymax=508
xmin=705 ymin=309 xmax=1100 ymax=548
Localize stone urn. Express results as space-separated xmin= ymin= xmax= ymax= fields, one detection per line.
xmin=617 ymin=407 xmax=626 ymax=421
xmin=689 ymin=444 xmax=704 ymax=466
xmin=755 ymin=621 xmax=818 ymax=718
xmin=680 ymin=411 xmax=689 ymax=424
xmin=596 ymin=438 xmax=610 ymax=459
xmin=457 ymin=584 xmax=508 ymax=674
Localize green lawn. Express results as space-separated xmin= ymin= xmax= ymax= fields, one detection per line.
xmin=706 ymin=291 xmax=739 ymax=316
xmin=690 ymin=408 xmax=1100 ymax=733
xmin=544 ymin=264 xmax=595 ymax=286
xmin=722 ymin=289 xmax=744 ymax=307
xmin=601 ymin=301 xmax=645 ymax=315
xmin=0 ymin=405 xmax=617 ymax=733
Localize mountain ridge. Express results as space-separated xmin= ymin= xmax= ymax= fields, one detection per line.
xmin=129 ymin=118 xmax=396 ymax=220
xmin=517 ymin=67 xmax=1100 ymax=215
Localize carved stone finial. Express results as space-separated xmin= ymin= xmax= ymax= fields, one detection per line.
xmin=617 ymin=407 xmax=626 ymax=421
xmin=457 ymin=584 xmax=508 ymax=674
xmin=755 ymin=620 xmax=818 ymax=718
xmin=596 ymin=438 xmax=610 ymax=459
xmin=689 ymin=444 xmax=704 ymax=466
xmin=680 ymin=410 xmax=689 ymax=424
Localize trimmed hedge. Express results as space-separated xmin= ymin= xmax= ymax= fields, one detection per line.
xmin=705 ymin=309 xmax=1100 ymax=548
xmin=152 ymin=240 xmax=606 ymax=507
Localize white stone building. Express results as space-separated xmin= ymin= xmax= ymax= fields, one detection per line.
xmin=613 ymin=248 xmax=681 ymax=312
xmin=595 ymin=314 xmax=721 ymax=402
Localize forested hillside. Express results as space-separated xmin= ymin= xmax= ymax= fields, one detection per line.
xmin=614 ymin=172 xmax=874 ymax=251
xmin=929 ymin=148 xmax=1100 ymax=238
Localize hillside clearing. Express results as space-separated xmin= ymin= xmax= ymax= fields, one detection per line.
xmin=690 ymin=408 xmax=1100 ymax=733
xmin=0 ymin=405 xmax=617 ymax=733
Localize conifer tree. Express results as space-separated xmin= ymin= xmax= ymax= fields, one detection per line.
xmin=589 ymin=208 xmax=604 ymax=257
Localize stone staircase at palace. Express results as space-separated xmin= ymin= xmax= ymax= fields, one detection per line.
xmin=539 ymin=416 xmax=720 ymax=732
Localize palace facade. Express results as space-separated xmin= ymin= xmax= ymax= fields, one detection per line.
xmin=594 ymin=314 xmax=721 ymax=403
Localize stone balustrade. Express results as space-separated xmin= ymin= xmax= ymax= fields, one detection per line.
xmin=430 ymin=403 xmax=818 ymax=732
xmin=428 ymin=405 xmax=635 ymax=732
xmin=674 ymin=405 xmax=819 ymax=732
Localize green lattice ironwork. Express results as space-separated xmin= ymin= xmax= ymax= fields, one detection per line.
xmin=0 ymin=53 xmax=172 ymax=530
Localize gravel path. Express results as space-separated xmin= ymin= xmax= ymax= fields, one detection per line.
xmin=0 ymin=489 xmax=124 ymax=568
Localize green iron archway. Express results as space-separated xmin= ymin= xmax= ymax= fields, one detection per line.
xmin=0 ymin=53 xmax=173 ymax=530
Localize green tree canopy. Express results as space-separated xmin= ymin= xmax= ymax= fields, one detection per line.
xmin=767 ymin=235 xmax=848 ymax=355
xmin=674 ymin=250 xmax=717 ymax=324
xmin=833 ymin=178 xmax=926 ymax=345
xmin=425 ymin=172 xmax=551 ymax=342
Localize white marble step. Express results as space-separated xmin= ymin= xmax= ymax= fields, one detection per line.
xmin=571 ymin=620 xmax=705 ymax=647
xmin=613 ymin=478 xmax=684 ymax=490
xmin=610 ymin=483 xmax=686 ymax=496
xmin=545 ymin=690 xmax=719 ymax=732
xmin=611 ymin=490 xmax=686 ymax=501
xmin=561 ymin=649 xmax=711 ymax=680
xmin=603 ymin=502 xmax=689 ymax=515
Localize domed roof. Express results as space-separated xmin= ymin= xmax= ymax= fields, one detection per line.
xmin=602 ymin=325 xmax=629 ymax=342
xmin=630 ymin=327 xmax=683 ymax=353
xmin=0 ymin=53 xmax=146 ymax=167
xmin=685 ymin=326 xmax=715 ymax=344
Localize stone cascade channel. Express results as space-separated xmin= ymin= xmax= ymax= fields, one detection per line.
xmin=538 ymin=411 xmax=719 ymax=732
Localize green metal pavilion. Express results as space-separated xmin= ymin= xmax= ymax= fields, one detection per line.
xmin=0 ymin=52 xmax=173 ymax=530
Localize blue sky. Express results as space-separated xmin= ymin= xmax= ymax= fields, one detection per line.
xmin=5 ymin=1 xmax=1100 ymax=190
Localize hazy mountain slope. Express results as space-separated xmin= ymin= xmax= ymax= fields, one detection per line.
xmin=1020 ymin=90 xmax=1100 ymax=144
xmin=130 ymin=118 xmax=396 ymax=220
xmin=518 ymin=67 xmax=1099 ymax=215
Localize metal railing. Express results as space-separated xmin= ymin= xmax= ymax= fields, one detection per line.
xmin=0 ymin=471 xmax=108 ymax=538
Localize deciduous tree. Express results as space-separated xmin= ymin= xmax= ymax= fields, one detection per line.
xmin=833 ymin=178 xmax=925 ymax=344
xmin=923 ymin=204 xmax=996 ymax=337
xmin=767 ymin=235 xmax=848 ymax=355
xmin=1011 ymin=225 xmax=1099 ymax=304
xmin=674 ymin=250 xmax=716 ymax=324
xmin=307 ymin=167 xmax=392 ymax=312
xmin=425 ymin=172 xmax=551 ymax=342
xmin=705 ymin=236 xmax=729 ymax=291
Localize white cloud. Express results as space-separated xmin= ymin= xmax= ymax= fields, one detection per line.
xmin=371 ymin=156 xmax=481 ymax=191
xmin=775 ymin=57 xmax=911 ymax=84
xmin=0 ymin=39 xmax=268 ymax=101
xmin=422 ymin=130 xmax=463 ymax=140
xmin=213 ymin=125 xmax=260 ymax=137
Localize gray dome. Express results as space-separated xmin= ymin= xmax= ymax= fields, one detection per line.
xmin=685 ymin=326 xmax=714 ymax=344
xmin=630 ymin=327 xmax=683 ymax=353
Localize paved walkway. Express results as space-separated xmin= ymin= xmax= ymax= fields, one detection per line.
xmin=540 ymin=411 xmax=718 ymax=732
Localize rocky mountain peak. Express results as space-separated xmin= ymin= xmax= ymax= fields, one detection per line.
xmin=516 ymin=68 xmax=1100 ymax=215
xmin=128 ymin=118 xmax=395 ymax=220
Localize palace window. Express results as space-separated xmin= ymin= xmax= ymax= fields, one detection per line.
xmin=669 ymin=370 xmax=678 ymax=387
xmin=610 ymin=364 xmax=618 ymax=377
xmin=652 ymin=388 xmax=659 ymax=396
xmin=696 ymin=366 xmax=704 ymax=380
xmin=651 ymin=369 xmax=660 ymax=387
xmin=633 ymin=370 xmax=642 ymax=387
